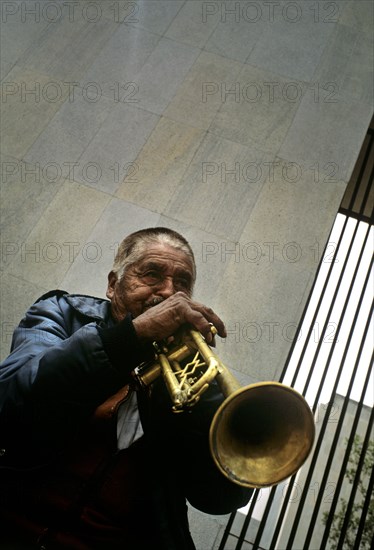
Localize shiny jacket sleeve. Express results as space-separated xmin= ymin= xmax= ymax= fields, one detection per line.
xmin=0 ymin=291 xmax=151 ymax=461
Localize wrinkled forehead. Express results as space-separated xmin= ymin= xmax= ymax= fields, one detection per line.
xmin=133 ymin=244 xmax=196 ymax=278
xmin=137 ymin=244 xmax=194 ymax=267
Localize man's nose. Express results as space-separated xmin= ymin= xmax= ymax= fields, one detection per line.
xmin=157 ymin=276 xmax=175 ymax=297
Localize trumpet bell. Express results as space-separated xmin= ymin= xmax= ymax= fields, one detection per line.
xmin=209 ymin=382 xmax=315 ymax=488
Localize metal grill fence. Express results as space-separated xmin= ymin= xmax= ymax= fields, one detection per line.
xmin=218 ymin=121 xmax=373 ymax=550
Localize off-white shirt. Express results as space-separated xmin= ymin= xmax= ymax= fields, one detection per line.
xmin=116 ymin=390 xmax=144 ymax=450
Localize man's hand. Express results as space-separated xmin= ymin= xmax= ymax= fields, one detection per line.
xmin=132 ymin=292 xmax=226 ymax=344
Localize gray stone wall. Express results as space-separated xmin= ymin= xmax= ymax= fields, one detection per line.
xmin=1 ymin=1 xmax=372 ymax=548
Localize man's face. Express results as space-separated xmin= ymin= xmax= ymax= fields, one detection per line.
xmin=106 ymin=243 xmax=195 ymax=321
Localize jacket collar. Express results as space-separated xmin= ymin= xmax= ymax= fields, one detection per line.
xmin=65 ymin=294 xmax=113 ymax=323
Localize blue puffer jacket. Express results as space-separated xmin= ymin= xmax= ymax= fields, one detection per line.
xmin=0 ymin=291 xmax=252 ymax=548
xmin=0 ymin=290 xmax=150 ymax=462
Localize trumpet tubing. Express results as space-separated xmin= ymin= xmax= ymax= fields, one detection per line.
xmin=135 ymin=328 xmax=315 ymax=488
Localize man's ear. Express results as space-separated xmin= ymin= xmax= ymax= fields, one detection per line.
xmin=106 ymin=271 xmax=118 ymax=300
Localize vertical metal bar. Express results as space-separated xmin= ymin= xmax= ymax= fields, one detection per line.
xmin=352 ymin=433 xmax=374 ymax=550
xmin=358 ymin=162 xmax=374 ymax=217
xmin=269 ymin=216 xmax=351 ymax=548
xmin=310 ymin=316 xmax=373 ymax=548
xmin=251 ymin=486 xmax=278 ymax=549
xmin=278 ymin=226 xmax=333 ymax=383
xmin=286 ymin=224 xmax=371 ymax=548
xmin=319 ymin=342 xmax=374 ymax=548
xmin=301 ymin=236 xmax=373 ymax=548
xmin=295 ymin=216 xmax=353 ymax=397
xmin=284 ymin=222 xmax=359 ymax=546
xmin=235 ymin=490 xmax=260 ymax=550
xmin=266 ymin=241 xmax=370 ymax=550
xmin=268 ymin=476 xmax=297 ymax=549
xmin=219 ymin=119 xmax=373 ymax=550
xmin=302 ymin=220 xmax=362 ymax=401
xmin=218 ymin=511 xmax=236 ymax=550
xmin=336 ymin=406 xmax=374 ymax=549
xmin=280 ymin=215 xmax=349 ymax=387
xmin=345 ymin=132 xmax=373 ymax=213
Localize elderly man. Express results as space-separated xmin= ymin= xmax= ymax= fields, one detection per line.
xmin=0 ymin=227 xmax=251 ymax=550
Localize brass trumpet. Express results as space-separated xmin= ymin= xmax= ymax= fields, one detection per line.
xmin=134 ymin=327 xmax=315 ymax=489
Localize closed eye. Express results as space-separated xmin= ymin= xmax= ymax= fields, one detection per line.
xmin=142 ymin=271 xmax=163 ymax=284
xmin=175 ymin=278 xmax=190 ymax=289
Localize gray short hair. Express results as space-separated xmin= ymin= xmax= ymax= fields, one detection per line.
xmin=112 ymin=227 xmax=196 ymax=283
